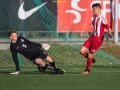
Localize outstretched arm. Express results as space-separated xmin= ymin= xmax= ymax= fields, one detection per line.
xmin=20 ymin=36 xmax=42 ymax=48
xmin=10 ymin=49 xmax=20 ymax=71
xmin=20 ymin=36 xmax=50 ymax=50
xmin=107 ymin=28 xmax=113 ymax=38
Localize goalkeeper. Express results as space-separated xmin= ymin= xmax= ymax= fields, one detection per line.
xmin=8 ymin=30 xmax=64 ymax=74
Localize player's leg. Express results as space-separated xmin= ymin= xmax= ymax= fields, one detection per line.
xmin=80 ymin=37 xmax=96 ymax=64
xmin=36 ymin=59 xmax=53 ymax=72
xmin=82 ymin=37 xmax=103 ymax=74
xmin=45 ymin=55 xmax=56 ymax=68
xmin=38 ymin=49 xmax=57 ymax=68
xmin=35 ymin=58 xmax=54 ymax=70
xmin=45 ymin=56 xmax=65 ymax=74
xmin=82 ymin=52 xmax=94 ymax=74
xmin=34 ymin=58 xmax=64 ymax=74
xmin=80 ymin=36 xmax=91 ymax=58
xmin=34 ymin=58 xmax=46 ymax=72
xmin=80 ymin=46 xmax=88 ymax=58
xmin=34 ymin=48 xmax=65 ymax=74
xmin=87 ymin=52 xmax=94 ymax=71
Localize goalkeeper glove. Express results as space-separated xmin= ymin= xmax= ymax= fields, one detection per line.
xmin=42 ymin=44 xmax=50 ymax=50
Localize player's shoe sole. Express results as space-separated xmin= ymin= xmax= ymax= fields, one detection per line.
xmin=55 ymin=68 xmax=65 ymax=74
xmin=82 ymin=70 xmax=90 ymax=75
xmin=59 ymin=69 xmax=65 ymax=74
xmin=10 ymin=71 xmax=20 ymax=75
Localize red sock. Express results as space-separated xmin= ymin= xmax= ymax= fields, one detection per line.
xmin=86 ymin=58 xmax=93 ymax=71
xmin=82 ymin=52 xmax=88 ymax=58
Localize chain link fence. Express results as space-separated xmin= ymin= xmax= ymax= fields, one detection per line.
xmin=0 ymin=30 xmax=120 ymax=67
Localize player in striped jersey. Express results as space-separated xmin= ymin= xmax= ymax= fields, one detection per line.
xmin=80 ymin=3 xmax=113 ymax=74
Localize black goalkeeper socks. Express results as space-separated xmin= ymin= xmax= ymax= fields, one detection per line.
xmin=45 ymin=64 xmax=55 ymax=70
xmin=49 ymin=61 xmax=56 ymax=68
xmin=44 ymin=64 xmax=62 ymax=73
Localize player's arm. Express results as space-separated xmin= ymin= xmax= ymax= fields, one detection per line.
xmin=107 ymin=28 xmax=113 ymax=38
xmin=102 ymin=18 xmax=113 ymax=39
xmin=10 ymin=49 xmax=20 ymax=71
xmin=20 ymin=36 xmax=42 ymax=48
xmin=104 ymin=24 xmax=113 ymax=38
xmin=20 ymin=36 xmax=50 ymax=50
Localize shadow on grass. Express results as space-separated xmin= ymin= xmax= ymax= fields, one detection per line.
xmin=0 ymin=70 xmax=67 ymax=75
xmin=0 ymin=71 xmax=11 ymax=74
xmin=21 ymin=70 xmax=65 ymax=75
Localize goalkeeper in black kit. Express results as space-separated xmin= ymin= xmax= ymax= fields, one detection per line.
xmin=8 ymin=30 xmax=64 ymax=74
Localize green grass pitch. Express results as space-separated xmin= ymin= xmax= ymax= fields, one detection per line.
xmin=0 ymin=65 xmax=120 ymax=90
xmin=0 ymin=43 xmax=120 ymax=90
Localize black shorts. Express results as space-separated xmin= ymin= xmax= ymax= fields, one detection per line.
xmin=32 ymin=49 xmax=48 ymax=64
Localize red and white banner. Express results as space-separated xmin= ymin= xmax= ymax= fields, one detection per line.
xmin=57 ymin=0 xmax=120 ymax=32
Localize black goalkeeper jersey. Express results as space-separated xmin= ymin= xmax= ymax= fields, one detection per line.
xmin=10 ymin=36 xmax=42 ymax=71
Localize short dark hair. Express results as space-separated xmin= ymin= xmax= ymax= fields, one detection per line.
xmin=8 ymin=30 xmax=17 ymax=37
xmin=92 ymin=3 xmax=101 ymax=9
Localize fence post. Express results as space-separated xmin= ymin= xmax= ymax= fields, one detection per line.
xmin=65 ymin=32 xmax=69 ymax=43
xmin=113 ymin=0 xmax=118 ymax=43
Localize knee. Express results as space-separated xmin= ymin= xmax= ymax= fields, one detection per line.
xmin=34 ymin=59 xmax=45 ymax=67
xmin=79 ymin=49 xmax=84 ymax=55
